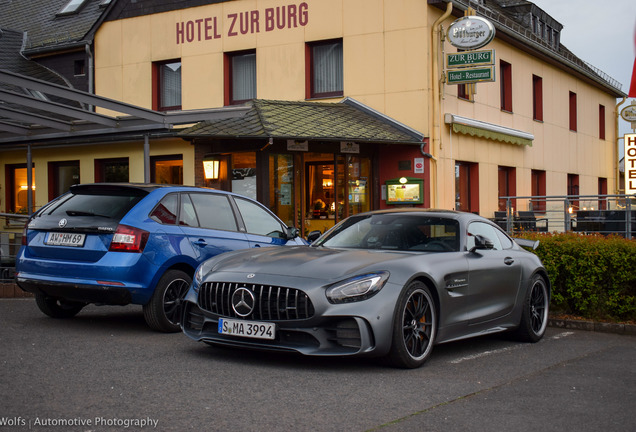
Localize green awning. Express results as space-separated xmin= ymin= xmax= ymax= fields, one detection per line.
xmin=445 ymin=113 xmax=533 ymax=147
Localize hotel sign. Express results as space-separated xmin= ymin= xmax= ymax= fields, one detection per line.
xmin=626 ymin=134 xmax=636 ymax=195
xmin=447 ymin=67 xmax=495 ymax=85
xmin=446 ymin=49 xmax=495 ymax=69
xmin=447 ymin=16 xmax=496 ymax=50
xmin=176 ymin=2 xmax=308 ymax=44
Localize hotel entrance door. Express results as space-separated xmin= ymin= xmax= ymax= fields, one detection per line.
xmin=268 ymin=152 xmax=371 ymax=237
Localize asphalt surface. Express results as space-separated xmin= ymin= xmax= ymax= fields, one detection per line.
xmin=1 ymin=298 xmax=635 ymax=432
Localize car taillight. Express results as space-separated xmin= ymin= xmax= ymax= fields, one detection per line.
xmin=22 ymin=224 xmax=28 ymax=246
xmin=109 ymin=225 xmax=149 ymax=253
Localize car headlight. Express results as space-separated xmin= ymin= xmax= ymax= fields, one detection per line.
xmin=325 ymin=272 xmax=389 ymax=304
xmin=193 ymin=264 xmax=204 ymax=292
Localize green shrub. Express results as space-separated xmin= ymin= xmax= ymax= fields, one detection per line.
xmin=516 ymin=232 xmax=636 ymax=322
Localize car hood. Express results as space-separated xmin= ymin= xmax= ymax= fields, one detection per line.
xmin=202 ymin=245 xmax=411 ymax=281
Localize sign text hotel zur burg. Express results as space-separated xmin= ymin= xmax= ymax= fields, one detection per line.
xmin=176 ymin=2 xmax=308 ymax=43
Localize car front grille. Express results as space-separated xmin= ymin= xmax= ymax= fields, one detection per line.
xmin=198 ymin=282 xmax=315 ymax=321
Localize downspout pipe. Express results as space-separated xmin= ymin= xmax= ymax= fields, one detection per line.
xmin=27 ymin=143 xmax=33 ymax=215
xmin=144 ymin=134 xmax=150 ymax=183
xmin=430 ymin=1 xmax=453 ymax=208
xmin=85 ymin=42 xmax=94 ymax=110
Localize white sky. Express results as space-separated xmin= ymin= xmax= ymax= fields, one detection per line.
xmin=530 ymin=0 xmax=636 ymax=138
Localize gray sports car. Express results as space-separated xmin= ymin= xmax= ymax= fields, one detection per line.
xmin=181 ymin=209 xmax=550 ymax=368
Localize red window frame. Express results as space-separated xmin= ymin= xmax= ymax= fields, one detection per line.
xmin=152 ymin=60 xmax=182 ymax=112
xmin=599 ymin=104 xmax=606 ymax=140
xmin=500 ymin=60 xmax=512 ymax=112
xmin=224 ymin=50 xmax=256 ymax=106
xmin=532 ymin=75 xmax=543 ymax=121
xmin=569 ymin=91 xmax=577 ymax=132
xmin=305 ymin=39 xmax=343 ymax=99
xmin=498 ymin=166 xmax=516 ymax=212
xmin=455 ymin=161 xmax=479 ymax=214
xmin=531 ymin=170 xmax=546 ymax=213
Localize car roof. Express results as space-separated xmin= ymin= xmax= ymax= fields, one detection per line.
xmin=69 ymin=183 xmax=225 ymax=195
xmin=351 ymin=208 xmax=494 ymax=224
xmin=355 ymin=208 xmax=461 ymax=217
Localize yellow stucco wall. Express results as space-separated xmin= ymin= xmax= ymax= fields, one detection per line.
xmin=95 ymin=0 xmax=433 ymax=131
xmin=0 ymin=0 xmax=613 ymax=223
xmin=0 ymin=140 xmax=193 ymax=214
xmin=436 ymin=17 xmax=618 ymax=215
xmin=91 ymin=0 xmax=619 ymax=218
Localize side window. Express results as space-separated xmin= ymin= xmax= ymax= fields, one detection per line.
xmin=150 ymin=193 xmax=178 ymax=224
xmin=179 ymin=194 xmax=199 ymax=227
xmin=495 ymin=229 xmax=514 ymax=250
xmin=189 ymin=193 xmax=238 ymax=231
xmin=235 ymin=197 xmax=284 ymax=237
xmin=466 ymin=222 xmax=503 ymax=251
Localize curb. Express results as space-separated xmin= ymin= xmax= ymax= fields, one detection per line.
xmin=548 ymin=317 xmax=636 ymax=336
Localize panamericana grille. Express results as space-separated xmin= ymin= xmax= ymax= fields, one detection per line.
xmin=198 ymin=282 xmax=315 ymax=321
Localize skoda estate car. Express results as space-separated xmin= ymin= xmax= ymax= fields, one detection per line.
xmin=16 ymin=183 xmax=305 ymax=332
xmin=181 ymin=209 xmax=550 ymax=368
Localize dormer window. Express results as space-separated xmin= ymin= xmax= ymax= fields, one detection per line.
xmin=57 ymin=0 xmax=88 ymax=16
xmin=99 ymin=0 xmax=112 ymax=8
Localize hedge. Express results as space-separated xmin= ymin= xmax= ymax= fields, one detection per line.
xmin=516 ymin=232 xmax=636 ymax=323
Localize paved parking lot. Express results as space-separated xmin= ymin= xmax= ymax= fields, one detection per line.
xmin=1 ymin=298 xmax=635 ymax=431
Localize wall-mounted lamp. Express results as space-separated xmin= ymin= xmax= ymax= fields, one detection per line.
xmin=203 ymin=159 xmax=220 ymax=180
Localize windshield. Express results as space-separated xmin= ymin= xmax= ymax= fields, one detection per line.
xmin=37 ymin=189 xmax=146 ymax=221
xmin=315 ymin=214 xmax=459 ymax=252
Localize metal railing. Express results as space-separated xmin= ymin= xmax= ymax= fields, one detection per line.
xmin=1 ymin=213 xmax=28 ymax=282
xmin=496 ymin=195 xmax=635 ymax=239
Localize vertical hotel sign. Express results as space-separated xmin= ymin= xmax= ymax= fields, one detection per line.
xmin=626 ymin=134 xmax=636 ymax=195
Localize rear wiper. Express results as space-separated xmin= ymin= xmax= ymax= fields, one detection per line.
xmin=66 ymin=210 xmax=111 ymax=218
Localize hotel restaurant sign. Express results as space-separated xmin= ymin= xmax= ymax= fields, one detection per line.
xmin=626 ymin=134 xmax=636 ymax=195
xmin=446 ymin=16 xmax=496 ymax=85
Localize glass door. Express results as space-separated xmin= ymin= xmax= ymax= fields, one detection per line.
xmin=268 ymin=154 xmax=295 ymax=228
xmin=267 ymin=152 xmax=372 ymax=238
xmin=305 ymin=153 xmax=336 ymax=235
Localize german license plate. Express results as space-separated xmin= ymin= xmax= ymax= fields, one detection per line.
xmin=218 ymin=318 xmax=275 ymax=340
xmin=45 ymin=232 xmax=86 ymax=247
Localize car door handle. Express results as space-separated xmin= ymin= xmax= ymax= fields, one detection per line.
xmin=193 ymin=239 xmax=207 ymax=247
xmin=252 ymin=244 xmax=261 ymax=248
xmin=504 ymin=257 xmax=515 ymax=266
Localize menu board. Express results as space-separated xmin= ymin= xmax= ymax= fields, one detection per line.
xmin=386 ymin=182 xmax=422 ymax=204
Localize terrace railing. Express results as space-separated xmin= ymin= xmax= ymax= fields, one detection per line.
xmin=1 ymin=213 xmax=28 ymax=282
xmin=495 ymin=195 xmax=634 ymax=239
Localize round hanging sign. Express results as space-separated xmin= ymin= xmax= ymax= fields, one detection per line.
xmin=620 ymin=103 xmax=636 ymax=122
xmin=447 ymin=16 xmax=496 ymax=50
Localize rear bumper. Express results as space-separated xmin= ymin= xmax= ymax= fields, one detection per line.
xmin=17 ymin=276 xmax=132 ymax=305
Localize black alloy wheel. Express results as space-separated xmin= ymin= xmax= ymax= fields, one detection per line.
xmin=143 ymin=269 xmax=192 ymax=332
xmin=387 ymin=281 xmax=437 ymax=368
xmin=513 ymin=274 xmax=549 ymax=342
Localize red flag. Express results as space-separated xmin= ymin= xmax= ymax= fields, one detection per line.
xmin=630 ymin=22 xmax=636 ymax=97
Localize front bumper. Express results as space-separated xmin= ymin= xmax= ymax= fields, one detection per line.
xmin=180 ymin=274 xmax=402 ymax=357
xmin=181 ymin=300 xmax=378 ymax=356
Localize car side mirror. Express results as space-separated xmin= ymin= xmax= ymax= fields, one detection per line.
xmin=306 ymin=230 xmax=322 ymax=243
xmin=469 ymin=234 xmax=494 ymax=253
xmin=285 ymin=227 xmax=300 ymax=240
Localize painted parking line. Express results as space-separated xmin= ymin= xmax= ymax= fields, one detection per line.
xmin=449 ymin=331 xmax=575 ymax=364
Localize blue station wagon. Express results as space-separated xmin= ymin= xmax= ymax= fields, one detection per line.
xmin=16 ymin=183 xmax=305 ymax=331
